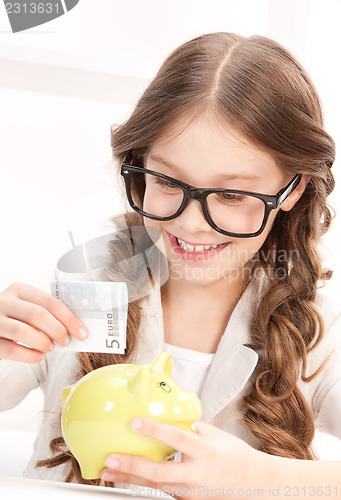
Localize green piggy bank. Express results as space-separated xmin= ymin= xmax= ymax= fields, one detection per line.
xmin=61 ymin=352 xmax=203 ymax=479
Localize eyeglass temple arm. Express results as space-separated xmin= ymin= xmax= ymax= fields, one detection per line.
xmin=122 ymin=150 xmax=134 ymax=164
xmin=276 ymin=174 xmax=302 ymax=207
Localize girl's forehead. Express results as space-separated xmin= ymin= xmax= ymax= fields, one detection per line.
xmin=149 ymin=114 xmax=278 ymax=170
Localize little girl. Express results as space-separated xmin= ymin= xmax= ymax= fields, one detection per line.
xmin=0 ymin=32 xmax=340 ymax=493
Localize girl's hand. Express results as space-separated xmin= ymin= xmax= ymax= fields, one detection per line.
xmin=0 ymin=282 xmax=88 ymax=363
xmin=101 ymin=418 xmax=265 ymax=499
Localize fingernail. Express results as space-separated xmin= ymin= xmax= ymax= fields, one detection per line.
xmin=48 ymin=343 xmax=55 ymax=352
xmin=131 ymin=418 xmax=143 ymax=430
xmin=102 ymin=472 xmax=116 ymax=482
xmin=63 ymin=336 xmax=71 ymax=346
xmin=78 ymin=327 xmax=88 ymax=340
xmin=105 ymin=457 xmax=120 ymax=469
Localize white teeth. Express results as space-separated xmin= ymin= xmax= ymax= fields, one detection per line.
xmin=177 ymin=238 xmax=224 ymax=253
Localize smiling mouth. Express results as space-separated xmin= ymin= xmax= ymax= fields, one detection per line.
xmin=166 ymin=232 xmax=230 ymax=260
xmin=176 ymin=236 xmax=227 ymax=253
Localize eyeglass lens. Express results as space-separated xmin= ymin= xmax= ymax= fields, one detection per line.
xmin=129 ymin=169 xmax=266 ymax=235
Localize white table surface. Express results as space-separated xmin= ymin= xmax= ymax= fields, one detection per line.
xmin=0 ymin=475 xmax=170 ymax=499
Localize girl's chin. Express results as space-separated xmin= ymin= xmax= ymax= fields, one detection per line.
xmin=167 ymin=262 xmax=245 ymax=288
xmin=167 ymin=256 xmax=241 ymax=285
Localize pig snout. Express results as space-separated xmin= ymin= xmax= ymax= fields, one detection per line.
xmin=171 ymin=391 xmax=203 ymax=424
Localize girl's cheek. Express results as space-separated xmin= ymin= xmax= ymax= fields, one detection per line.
xmin=143 ymin=219 xmax=168 ymax=258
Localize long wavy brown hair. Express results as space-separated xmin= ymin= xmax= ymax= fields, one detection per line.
xmin=37 ymin=32 xmax=335 ymax=482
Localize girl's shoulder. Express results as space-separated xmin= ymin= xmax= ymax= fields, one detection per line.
xmin=311 ymin=289 xmax=341 ymax=356
xmin=315 ymin=289 xmax=341 ymax=332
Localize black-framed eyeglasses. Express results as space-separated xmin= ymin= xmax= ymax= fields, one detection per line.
xmin=121 ymin=158 xmax=302 ymax=238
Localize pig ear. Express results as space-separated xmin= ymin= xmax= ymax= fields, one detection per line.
xmin=150 ymin=352 xmax=172 ymax=376
xmin=128 ymin=366 xmax=151 ymax=404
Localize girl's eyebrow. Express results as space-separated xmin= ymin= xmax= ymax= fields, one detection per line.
xmin=149 ymin=154 xmax=260 ymax=182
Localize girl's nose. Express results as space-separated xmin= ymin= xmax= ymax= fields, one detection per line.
xmin=176 ymin=199 xmax=213 ymax=234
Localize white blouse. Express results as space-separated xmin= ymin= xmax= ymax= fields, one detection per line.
xmin=164 ymin=342 xmax=214 ymax=398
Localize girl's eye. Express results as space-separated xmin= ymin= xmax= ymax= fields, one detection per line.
xmin=152 ymin=176 xmax=181 ymax=192
xmin=219 ymin=192 xmax=247 ymax=204
xmin=155 ymin=179 xmax=179 ymax=189
xmin=159 ymin=381 xmax=171 ymax=393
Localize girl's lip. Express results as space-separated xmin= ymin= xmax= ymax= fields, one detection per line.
xmin=166 ymin=232 xmax=230 ymax=262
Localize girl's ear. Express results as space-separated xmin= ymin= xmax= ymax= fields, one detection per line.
xmin=280 ymin=174 xmax=311 ymax=212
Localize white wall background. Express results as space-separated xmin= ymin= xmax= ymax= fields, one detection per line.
xmin=0 ymin=0 xmax=341 ymax=478
xmin=0 ymin=0 xmax=340 ymax=292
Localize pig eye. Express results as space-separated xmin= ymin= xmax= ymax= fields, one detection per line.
xmin=159 ymin=381 xmax=171 ymax=393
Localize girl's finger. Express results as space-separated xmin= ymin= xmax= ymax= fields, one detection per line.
xmin=192 ymin=420 xmax=224 ymax=438
xmin=5 ymin=299 xmax=70 ymax=347
xmin=1 ymin=317 xmax=55 ymax=352
xmin=129 ymin=418 xmax=203 ymax=458
xmin=101 ymin=455 xmax=191 ymax=486
xmin=0 ymin=338 xmax=46 ymax=363
xmin=5 ymin=283 xmax=88 ymax=343
xmin=102 ymin=468 xmax=159 ymax=489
